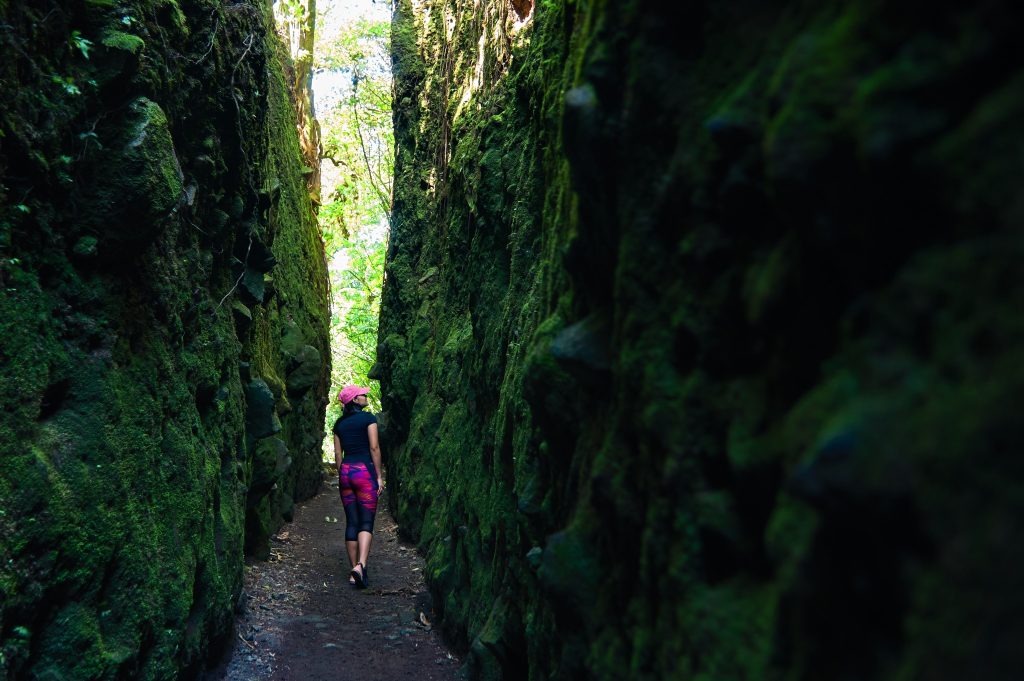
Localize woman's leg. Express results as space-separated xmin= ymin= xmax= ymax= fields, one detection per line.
xmin=357 ymin=530 xmax=373 ymax=570
xmin=350 ymin=463 xmax=379 ymax=583
xmin=339 ymin=464 xmax=360 ymax=583
xmin=346 ymin=540 xmax=358 ymax=569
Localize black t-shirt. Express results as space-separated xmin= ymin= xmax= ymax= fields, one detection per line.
xmin=333 ymin=411 xmax=378 ymax=463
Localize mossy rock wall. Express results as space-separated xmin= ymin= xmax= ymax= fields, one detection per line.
xmin=381 ymin=1 xmax=1024 ymax=679
xmin=0 ymin=0 xmax=330 ymax=677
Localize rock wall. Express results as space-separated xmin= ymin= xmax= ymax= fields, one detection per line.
xmin=0 ymin=0 xmax=329 ymax=677
xmin=380 ymin=1 xmax=1024 ymax=679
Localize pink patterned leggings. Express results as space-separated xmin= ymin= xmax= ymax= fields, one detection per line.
xmin=339 ymin=461 xmax=379 ymax=540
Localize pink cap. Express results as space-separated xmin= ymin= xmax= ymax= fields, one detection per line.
xmin=338 ymin=384 xmax=371 ymax=405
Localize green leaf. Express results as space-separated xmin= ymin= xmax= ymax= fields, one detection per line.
xmin=71 ymin=31 xmax=93 ymax=59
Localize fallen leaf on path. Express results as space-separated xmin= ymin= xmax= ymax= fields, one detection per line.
xmin=419 ymin=612 xmax=431 ymax=627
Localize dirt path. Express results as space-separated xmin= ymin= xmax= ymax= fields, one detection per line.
xmin=205 ymin=478 xmax=462 ymax=681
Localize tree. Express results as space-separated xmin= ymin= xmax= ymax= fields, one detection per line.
xmin=315 ymin=16 xmax=393 ymax=252
xmin=274 ymin=0 xmax=322 ymax=203
xmin=314 ymin=7 xmax=393 ymax=449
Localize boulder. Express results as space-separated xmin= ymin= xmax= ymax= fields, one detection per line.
xmin=244 ymin=379 xmax=281 ymax=439
xmin=241 ymin=268 xmax=267 ymax=304
xmin=286 ymin=344 xmax=321 ymax=394
xmin=95 ymin=98 xmax=184 ymax=251
xmin=250 ymin=437 xmax=291 ymax=497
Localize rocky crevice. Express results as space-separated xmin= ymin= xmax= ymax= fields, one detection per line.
xmin=0 ymin=0 xmax=329 ymax=677
xmin=381 ymin=1 xmax=1024 ymax=680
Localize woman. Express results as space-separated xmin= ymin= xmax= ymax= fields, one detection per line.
xmin=333 ymin=384 xmax=384 ymax=588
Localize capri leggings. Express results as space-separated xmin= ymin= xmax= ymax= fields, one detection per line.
xmin=339 ymin=461 xmax=379 ymax=541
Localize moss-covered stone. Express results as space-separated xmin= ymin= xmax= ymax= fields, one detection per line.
xmin=286 ymin=344 xmax=322 ymax=394
xmin=381 ymin=0 xmax=1024 ymax=679
xmin=0 ymin=0 xmax=330 ymax=677
xmin=245 ymin=379 xmax=283 ymax=439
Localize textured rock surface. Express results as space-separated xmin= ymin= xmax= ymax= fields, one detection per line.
xmin=380 ymin=1 xmax=1024 ymax=679
xmin=0 ymin=0 xmax=329 ymax=677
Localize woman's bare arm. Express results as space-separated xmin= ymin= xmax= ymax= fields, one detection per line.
xmin=367 ymin=423 xmax=384 ymax=488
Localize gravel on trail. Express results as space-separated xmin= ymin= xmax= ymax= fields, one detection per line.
xmin=204 ymin=477 xmax=463 ymax=681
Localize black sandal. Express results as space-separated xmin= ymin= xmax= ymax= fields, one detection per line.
xmin=351 ymin=562 xmax=367 ymax=589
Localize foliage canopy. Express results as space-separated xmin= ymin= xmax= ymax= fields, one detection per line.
xmin=315 ymin=8 xmax=392 ymax=445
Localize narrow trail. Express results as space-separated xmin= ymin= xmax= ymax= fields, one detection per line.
xmin=206 ymin=478 xmax=462 ymax=681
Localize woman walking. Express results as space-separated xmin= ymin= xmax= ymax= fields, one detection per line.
xmin=333 ymin=384 xmax=384 ymax=588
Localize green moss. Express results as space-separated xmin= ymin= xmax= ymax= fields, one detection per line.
xmin=380 ymin=0 xmax=1024 ymax=679
xmin=0 ymin=0 xmax=328 ymax=676
xmin=33 ymin=603 xmax=105 ymax=678
xmin=101 ymin=31 xmax=145 ymax=54
xmin=0 ymin=276 xmax=61 ymax=429
xmin=930 ymin=70 xmax=1024 ymax=226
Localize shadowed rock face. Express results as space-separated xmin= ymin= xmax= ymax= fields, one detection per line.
xmin=0 ymin=0 xmax=329 ymax=677
xmin=381 ymin=0 xmax=1024 ymax=679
